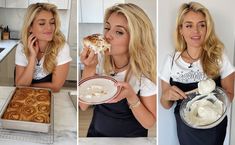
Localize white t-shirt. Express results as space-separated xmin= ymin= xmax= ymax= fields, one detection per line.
xmin=104 ymin=70 xmax=156 ymax=97
xmin=15 ymin=43 xmax=72 ymax=80
xmin=159 ymin=51 xmax=235 ymax=84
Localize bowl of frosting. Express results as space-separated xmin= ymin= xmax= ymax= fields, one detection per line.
xmin=180 ymin=79 xmax=230 ymax=129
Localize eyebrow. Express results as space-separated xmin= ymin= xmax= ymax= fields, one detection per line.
xmin=105 ymin=22 xmax=128 ymax=32
xmin=184 ymin=20 xmax=206 ymax=24
xmin=37 ymin=18 xmax=55 ymax=22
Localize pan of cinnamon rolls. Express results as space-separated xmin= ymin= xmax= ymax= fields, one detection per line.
xmin=0 ymin=87 xmax=53 ymax=133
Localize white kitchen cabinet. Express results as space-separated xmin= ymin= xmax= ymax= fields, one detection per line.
xmin=103 ymin=0 xmax=124 ymax=14
xmin=80 ymin=0 xmax=124 ymax=23
xmin=80 ymin=0 xmax=103 ymax=23
xmin=49 ymin=0 xmax=69 ymax=9
xmin=6 ymin=0 xmax=28 ymax=8
xmin=0 ymin=0 xmax=5 ymax=7
xmin=29 ymin=0 xmax=69 ymax=9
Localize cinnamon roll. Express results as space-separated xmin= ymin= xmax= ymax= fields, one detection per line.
xmin=36 ymin=94 xmax=50 ymax=102
xmin=8 ymin=101 xmax=23 ymax=110
xmin=31 ymin=113 xmax=50 ymax=123
xmin=21 ymin=105 xmax=36 ymax=117
xmin=25 ymin=97 xmax=36 ymax=106
xmin=37 ymin=103 xmax=50 ymax=113
xmin=2 ymin=111 xmax=21 ymax=120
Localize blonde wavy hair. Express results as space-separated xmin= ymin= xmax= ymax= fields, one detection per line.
xmin=103 ymin=3 xmax=156 ymax=83
xmin=175 ymin=2 xmax=223 ymax=78
xmin=21 ymin=3 xmax=65 ymax=73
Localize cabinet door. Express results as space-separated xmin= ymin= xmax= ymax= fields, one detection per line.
xmin=103 ymin=0 xmax=124 ymax=11
xmin=29 ymin=0 xmax=69 ymax=9
xmin=0 ymin=0 xmax=5 ymax=7
xmin=28 ymin=0 xmax=49 ymax=5
xmin=6 ymin=0 xmax=28 ymax=8
xmin=49 ymin=0 xmax=69 ymax=9
xmin=80 ymin=0 xmax=103 ymax=23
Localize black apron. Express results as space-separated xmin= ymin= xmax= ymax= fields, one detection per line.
xmin=170 ymin=77 xmax=227 ymax=145
xmin=87 ymin=91 xmax=147 ymax=137
xmin=32 ymin=73 xmax=52 ymax=84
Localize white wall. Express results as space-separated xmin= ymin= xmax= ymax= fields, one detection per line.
xmin=158 ymin=0 xmax=235 ymax=145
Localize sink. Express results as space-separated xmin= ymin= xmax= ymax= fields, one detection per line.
xmin=0 ymin=47 xmax=5 ymax=53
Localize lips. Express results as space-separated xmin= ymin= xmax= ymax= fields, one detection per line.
xmin=191 ymin=36 xmax=201 ymax=40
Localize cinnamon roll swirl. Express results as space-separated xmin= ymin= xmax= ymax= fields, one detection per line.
xmin=36 ymin=94 xmax=50 ymax=102
xmin=25 ymin=97 xmax=36 ymax=106
xmin=37 ymin=103 xmax=50 ymax=113
xmin=31 ymin=113 xmax=49 ymax=123
xmin=21 ymin=105 xmax=36 ymax=118
xmin=8 ymin=101 xmax=23 ymax=110
xmin=2 ymin=111 xmax=21 ymax=120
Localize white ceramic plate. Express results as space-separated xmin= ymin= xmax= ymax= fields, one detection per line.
xmin=79 ymin=76 xmax=121 ymax=104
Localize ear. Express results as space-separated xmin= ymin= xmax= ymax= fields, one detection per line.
xmin=29 ymin=27 xmax=33 ymax=33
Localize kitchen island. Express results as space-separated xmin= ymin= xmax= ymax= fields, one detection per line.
xmin=0 ymin=86 xmax=77 ymax=145
xmin=0 ymin=40 xmax=18 ymax=63
xmin=79 ymin=137 xmax=156 ymax=145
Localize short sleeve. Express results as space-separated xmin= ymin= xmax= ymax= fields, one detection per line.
xmin=158 ymin=53 xmax=174 ymax=83
xmin=220 ymin=53 xmax=235 ymax=79
xmin=57 ymin=43 xmax=72 ymax=65
xmin=15 ymin=43 xmax=28 ymax=66
xmin=139 ymin=76 xmax=156 ymax=97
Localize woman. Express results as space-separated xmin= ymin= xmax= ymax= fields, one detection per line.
xmin=80 ymin=3 xmax=156 ymax=137
xmin=159 ymin=2 xmax=234 ymax=145
xmin=15 ymin=3 xmax=72 ymax=92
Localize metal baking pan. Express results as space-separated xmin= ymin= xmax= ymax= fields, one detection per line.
xmin=0 ymin=87 xmax=53 ymax=133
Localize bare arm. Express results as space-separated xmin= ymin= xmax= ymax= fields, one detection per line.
xmin=160 ymin=80 xmax=186 ymax=109
xmin=15 ymin=57 xmax=36 ymax=86
xmin=221 ymin=72 xmax=235 ymax=101
xmin=31 ymin=62 xmax=70 ymax=92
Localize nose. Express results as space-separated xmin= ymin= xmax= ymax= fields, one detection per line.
xmin=193 ymin=26 xmax=199 ymax=33
xmin=104 ymin=30 xmax=112 ymax=42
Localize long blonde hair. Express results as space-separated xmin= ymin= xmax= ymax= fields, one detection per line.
xmin=21 ymin=3 xmax=65 ymax=73
xmin=175 ymin=2 xmax=223 ymax=78
xmin=103 ymin=3 xmax=156 ymax=83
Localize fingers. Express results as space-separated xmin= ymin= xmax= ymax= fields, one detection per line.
xmin=80 ymin=47 xmax=98 ymax=66
xmin=165 ymin=86 xmax=186 ymax=101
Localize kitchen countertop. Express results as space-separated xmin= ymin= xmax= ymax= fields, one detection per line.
xmin=0 ymin=86 xmax=77 ymax=145
xmin=0 ymin=40 xmax=19 ymax=62
xmin=79 ymin=137 xmax=156 ymax=145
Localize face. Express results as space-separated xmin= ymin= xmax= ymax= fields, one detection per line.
xmin=30 ymin=10 xmax=55 ymax=42
xmin=180 ymin=11 xmax=207 ymax=49
xmin=104 ymin=12 xmax=130 ymax=56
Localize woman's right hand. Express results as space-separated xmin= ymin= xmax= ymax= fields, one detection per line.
xmin=162 ymin=85 xmax=187 ymax=101
xmin=160 ymin=80 xmax=186 ymax=109
xmin=80 ymin=47 xmax=98 ymax=69
xmin=28 ymin=34 xmax=39 ymax=58
xmin=80 ymin=47 xmax=98 ymax=78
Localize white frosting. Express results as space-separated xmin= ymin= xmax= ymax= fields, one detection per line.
xmin=198 ymin=79 xmax=216 ymax=95
xmin=184 ymin=93 xmax=224 ymax=126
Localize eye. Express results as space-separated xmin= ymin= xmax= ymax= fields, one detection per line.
xmin=104 ymin=27 xmax=110 ymax=31
xmin=199 ymin=23 xmax=206 ymax=28
xmin=39 ymin=23 xmax=45 ymax=26
xmin=185 ymin=25 xmax=192 ymax=28
xmin=116 ymin=31 xmax=124 ymax=35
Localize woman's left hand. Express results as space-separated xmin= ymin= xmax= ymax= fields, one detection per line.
xmin=108 ymin=81 xmax=137 ymax=103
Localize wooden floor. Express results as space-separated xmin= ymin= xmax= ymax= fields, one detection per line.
xmin=79 ymin=107 xmax=156 ymax=137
